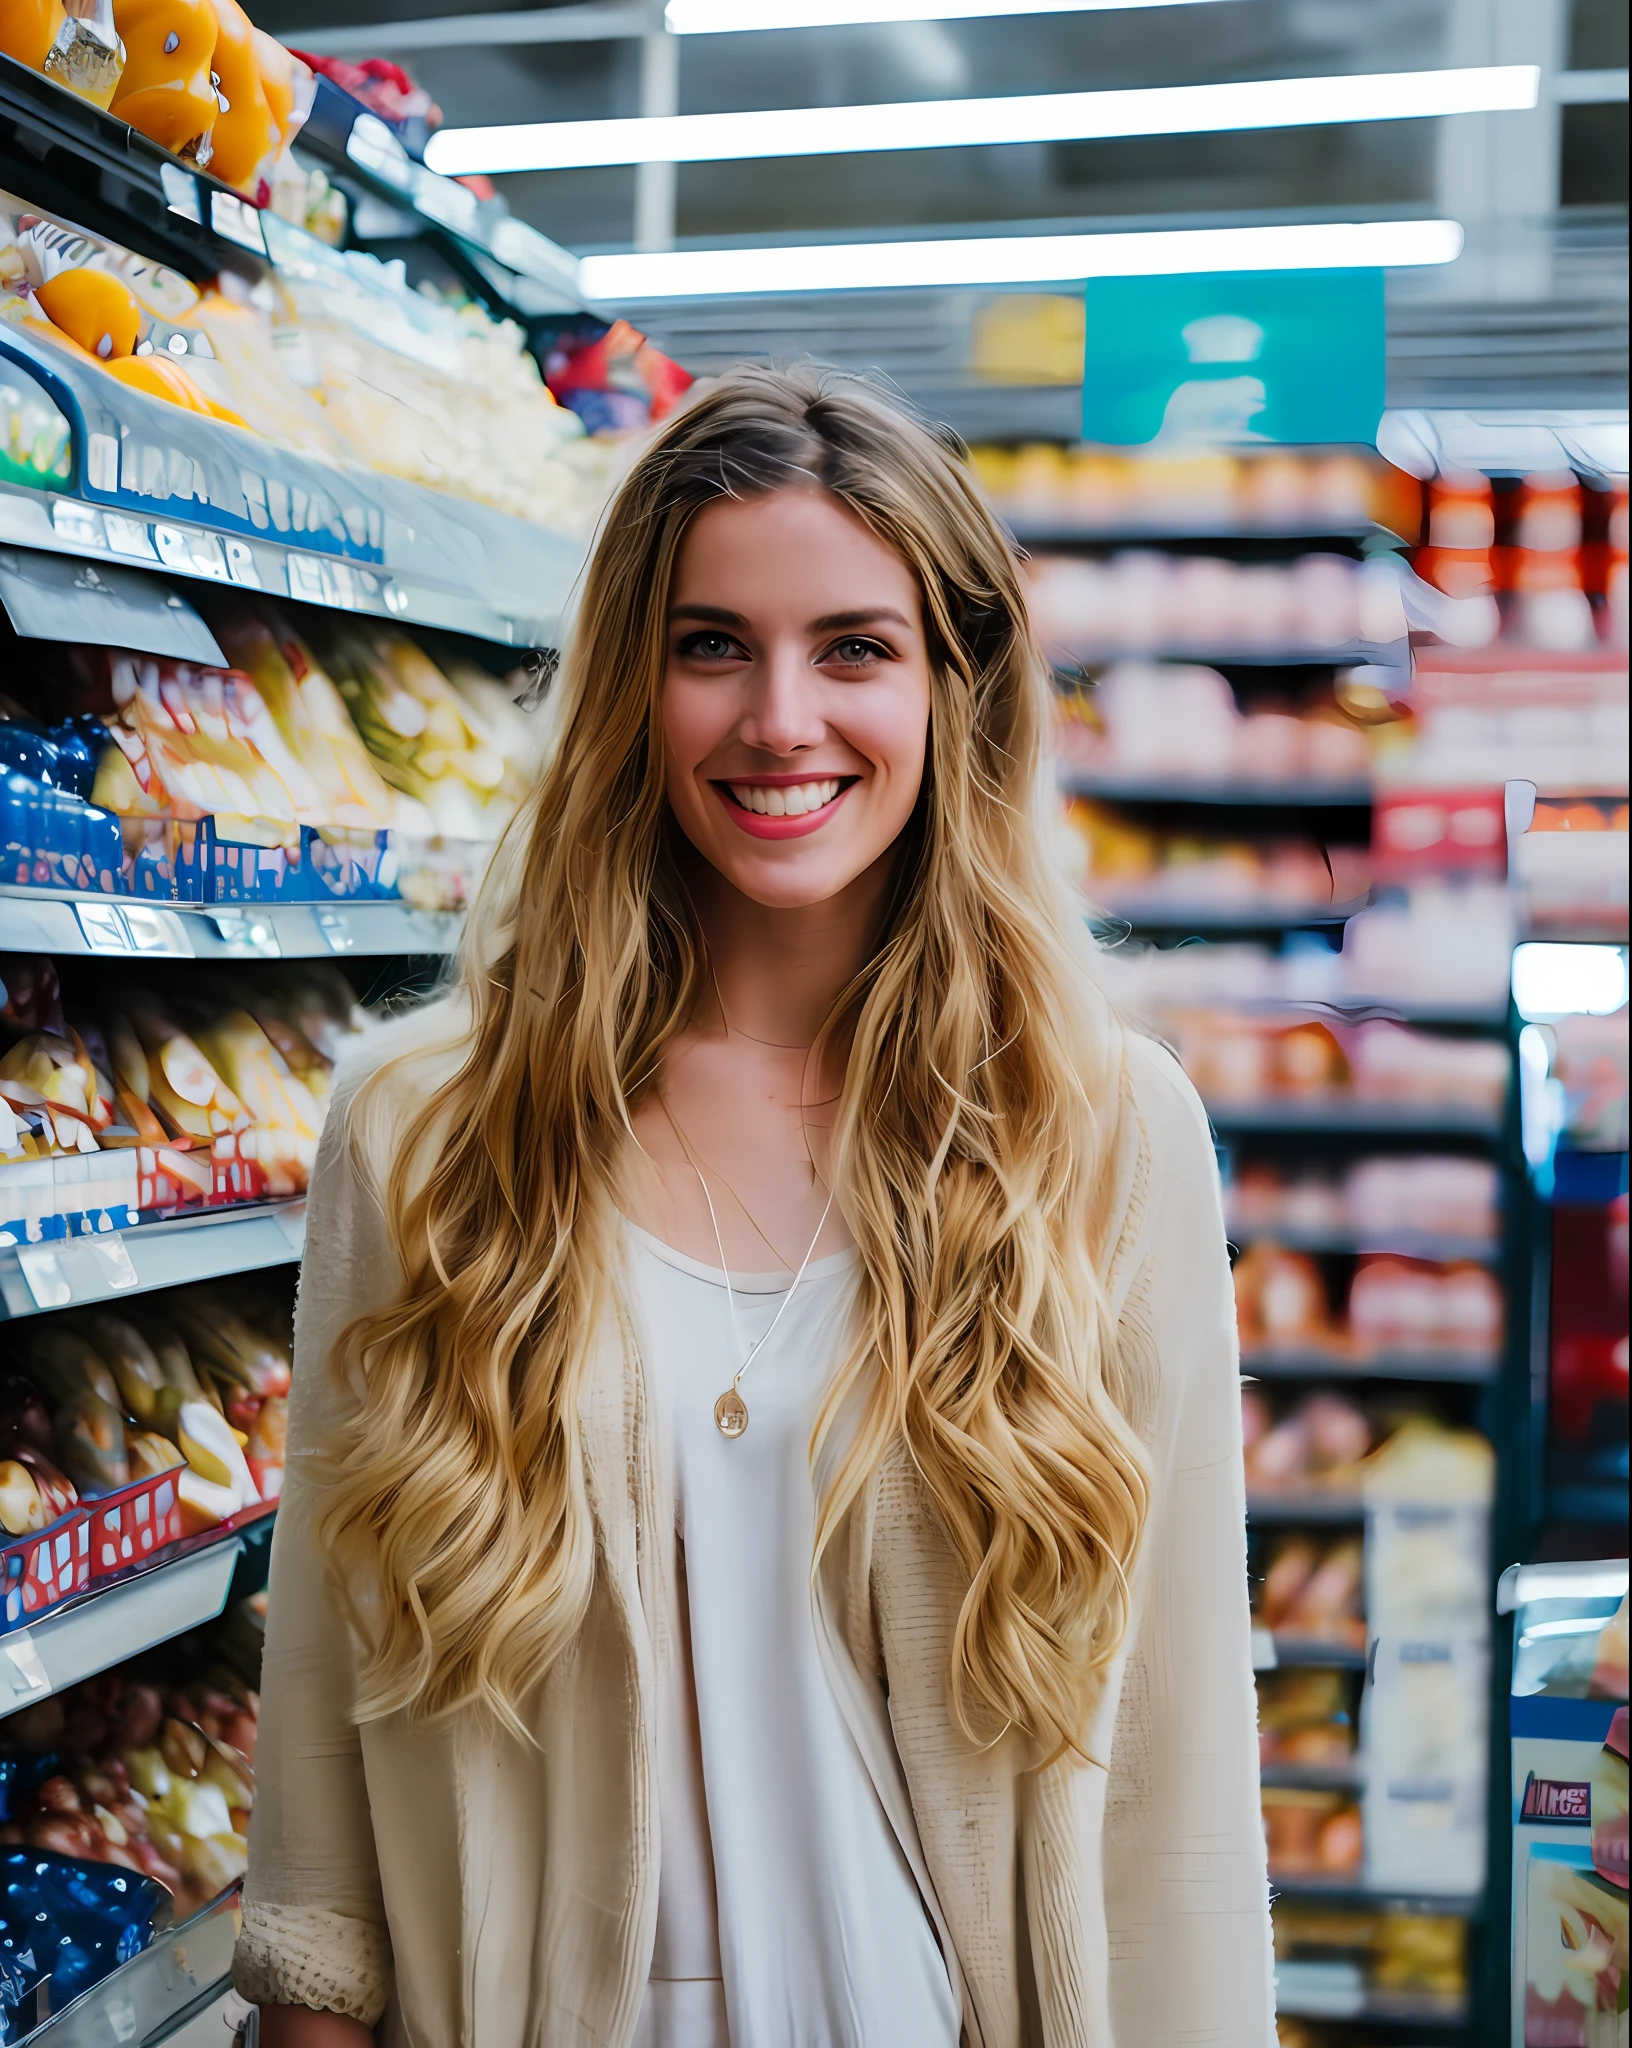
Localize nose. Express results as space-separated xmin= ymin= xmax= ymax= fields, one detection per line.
xmin=737 ymin=638 xmax=826 ymax=757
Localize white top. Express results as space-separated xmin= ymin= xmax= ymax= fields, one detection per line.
xmin=623 ymin=1222 xmax=960 ymax=2048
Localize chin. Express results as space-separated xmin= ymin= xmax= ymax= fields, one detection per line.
xmin=708 ymin=844 xmax=870 ymax=910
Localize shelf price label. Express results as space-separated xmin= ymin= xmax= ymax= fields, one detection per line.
xmin=2 ymin=1631 xmax=50 ymax=1702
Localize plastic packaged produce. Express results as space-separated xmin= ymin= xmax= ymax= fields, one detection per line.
xmin=316 ymin=624 xmax=510 ymax=837
xmin=0 ymin=1633 xmax=262 ymax=1917
xmin=209 ymin=610 xmax=400 ymax=831
xmin=1233 ymin=1244 xmax=1330 ymax=1351
xmin=0 ymin=0 xmax=124 ymax=105
xmin=199 ymin=0 xmax=277 ymax=191
xmin=25 ymin=1328 xmax=128 ymax=1496
xmin=0 ymin=1844 xmax=171 ymax=2021
xmin=1243 ymin=1389 xmax=1374 ymax=1495
xmin=107 ymin=0 xmax=219 ymax=161
xmin=1262 ymin=1787 xmax=1363 ymax=1876
xmin=1257 ymin=1533 xmax=1366 ymax=1648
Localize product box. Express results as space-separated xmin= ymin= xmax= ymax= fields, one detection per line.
xmin=1501 ymin=1562 xmax=1629 ymax=2048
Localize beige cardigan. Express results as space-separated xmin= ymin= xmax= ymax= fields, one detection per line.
xmin=233 ymin=1028 xmax=1275 ymax=2046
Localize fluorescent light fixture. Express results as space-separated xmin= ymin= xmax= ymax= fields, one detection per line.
xmin=669 ymin=0 xmax=1238 ymax=27
xmin=578 ymin=217 xmax=1462 ymax=299
xmin=1513 ymin=942 xmax=1629 ymax=1021
xmin=424 ymin=65 xmax=1539 ymax=175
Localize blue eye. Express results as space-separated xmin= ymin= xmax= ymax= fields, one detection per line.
xmin=680 ymin=631 xmax=738 ymax=660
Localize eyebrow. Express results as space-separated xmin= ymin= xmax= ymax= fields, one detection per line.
xmin=667 ymin=604 xmax=914 ymax=632
xmin=811 ymin=608 xmax=913 ymax=632
xmin=668 ymin=603 xmax=747 ymax=625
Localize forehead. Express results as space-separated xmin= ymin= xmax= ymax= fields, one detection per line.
xmin=669 ymin=486 xmax=919 ymax=617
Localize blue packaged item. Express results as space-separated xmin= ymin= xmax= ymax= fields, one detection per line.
xmin=0 ymin=1847 xmax=171 ymax=2035
xmin=0 ymin=1757 xmax=56 ymax=1828
xmin=0 ymin=731 xmax=57 ymax=789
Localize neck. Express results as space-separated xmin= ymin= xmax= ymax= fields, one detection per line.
xmin=686 ymin=855 xmax=893 ymax=1050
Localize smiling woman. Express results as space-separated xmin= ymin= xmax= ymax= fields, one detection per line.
xmin=236 ymin=364 xmax=1273 ymax=2048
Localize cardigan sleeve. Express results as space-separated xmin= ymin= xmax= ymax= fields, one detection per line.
xmin=1102 ymin=1037 xmax=1276 ymax=2047
xmin=231 ymin=1068 xmax=397 ymax=2026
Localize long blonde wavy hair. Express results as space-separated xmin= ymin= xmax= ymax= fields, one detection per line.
xmin=320 ymin=364 xmax=1149 ymax=1761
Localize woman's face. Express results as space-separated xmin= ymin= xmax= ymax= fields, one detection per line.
xmin=661 ymin=486 xmax=932 ymax=911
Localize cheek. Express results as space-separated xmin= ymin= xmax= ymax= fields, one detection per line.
xmin=660 ymin=673 xmax=723 ymax=781
xmin=856 ymin=677 xmax=932 ymax=812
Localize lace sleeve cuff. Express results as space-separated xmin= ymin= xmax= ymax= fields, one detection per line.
xmin=232 ymin=1897 xmax=392 ymax=2026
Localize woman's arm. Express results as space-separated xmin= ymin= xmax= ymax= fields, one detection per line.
xmin=231 ymin=1074 xmax=397 ymax=2027
xmin=1103 ymin=1041 xmax=1276 ymax=2046
xmin=259 ymin=2010 xmax=374 ymax=2047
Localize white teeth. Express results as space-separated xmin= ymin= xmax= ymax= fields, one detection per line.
xmin=727 ymin=779 xmax=841 ymax=817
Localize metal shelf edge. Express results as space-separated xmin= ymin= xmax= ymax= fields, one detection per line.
xmin=0 ymin=1536 xmax=243 ymax=1719
xmin=0 ymin=1203 xmax=306 ymax=1321
xmin=0 ymin=890 xmax=463 ymax=961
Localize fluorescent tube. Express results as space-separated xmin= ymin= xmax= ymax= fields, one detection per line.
xmin=578 ymin=217 xmax=1463 ymax=299
xmin=424 ymin=65 xmax=1539 ymax=174
xmin=668 ymin=0 xmax=1241 ymax=26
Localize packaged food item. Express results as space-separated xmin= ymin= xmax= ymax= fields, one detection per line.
xmin=0 ymin=1622 xmax=261 ymax=1918
xmin=199 ymin=0 xmax=278 ymax=193
xmin=108 ymin=0 xmax=219 ymax=162
xmin=1233 ymin=1244 xmax=1330 ymax=1352
xmin=25 ymin=1328 xmax=129 ymax=1496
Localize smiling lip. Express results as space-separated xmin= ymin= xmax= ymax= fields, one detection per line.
xmin=712 ymin=774 xmax=856 ymax=840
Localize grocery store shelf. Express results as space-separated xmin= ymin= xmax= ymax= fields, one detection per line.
xmin=1007 ymin=521 xmax=1390 ymax=549
xmin=1208 ymin=1099 xmax=1506 ymax=1138
xmin=0 ymin=1534 xmax=243 ymax=1719
xmin=298 ymin=77 xmax=587 ymax=318
xmin=0 ymin=322 xmax=585 ymax=647
xmin=1268 ymin=1876 xmax=1481 ymax=1915
xmin=0 ymin=1203 xmax=305 ymax=1320
xmin=1226 ymin=1225 xmax=1500 ymax=1264
xmin=1260 ymin=1762 xmax=1366 ymax=1792
xmin=1241 ymin=1348 xmax=1501 ymax=1384
xmin=0 ymin=53 xmax=269 ymax=288
xmin=1254 ymin=1632 xmax=1370 ymax=1671
xmin=1248 ymin=1493 xmax=1365 ymax=1524
xmin=1094 ymin=895 xmax=1373 ymax=932
xmin=28 ymin=1885 xmax=239 ymax=2046
xmin=1060 ymin=771 xmax=1373 ymax=807
xmin=1056 ymin=643 xmax=1402 ymax=671
xmin=0 ymin=888 xmax=462 ymax=962
xmin=1274 ymin=1985 xmax=1469 ymax=2027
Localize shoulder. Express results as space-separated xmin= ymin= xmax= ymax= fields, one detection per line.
xmin=325 ymin=991 xmax=472 ymax=1205
xmin=1121 ymin=1027 xmax=1217 ymax=1185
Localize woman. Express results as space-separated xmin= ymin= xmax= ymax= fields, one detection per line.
xmin=236 ymin=365 xmax=1273 ymax=2047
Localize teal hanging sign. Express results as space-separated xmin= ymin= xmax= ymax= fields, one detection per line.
xmin=1080 ymin=269 xmax=1385 ymax=448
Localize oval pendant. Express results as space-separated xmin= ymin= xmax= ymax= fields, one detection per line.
xmin=714 ymin=1388 xmax=749 ymax=1439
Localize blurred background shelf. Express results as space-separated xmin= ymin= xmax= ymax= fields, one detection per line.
xmin=1007 ymin=523 xmax=1392 ymax=549
xmin=1060 ymin=773 xmax=1373 ymax=807
xmin=1095 ymin=897 xmax=1374 ymax=932
xmin=1241 ymin=1350 xmax=1502 ymax=1384
xmin=0 ymin=1204 xmax=305 ymax=1320
xmin=1273 ymin=1983 xmax=1470 ymax=2027
xmin=0 ymin=891 xmax=462 ymax=962
xmin=1055 ymin=643 xmax=1403 ymax=669
xmin=1248 ymin=1494 xmax=1366 ymax=1525
xmin=1268 ymin=1879 xmax=1481 ymax=1916
xmin=1228 ymin=1228 xmax=1500 ymax=1263
xmin=1207 ymin=1102 xmax=1507 ymax=1138
xmin=1255 ymin=1634 xmax=1371 ymax=1671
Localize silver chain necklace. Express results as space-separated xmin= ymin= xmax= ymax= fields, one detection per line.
xmin=666 ymin=1102 xmax=836 ymax=1440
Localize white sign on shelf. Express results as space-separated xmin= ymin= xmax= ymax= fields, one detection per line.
xmin=15 ymin=1244 xmax=70 ymax=1310
xmin=2 ymin=1632 xmax=49 ymax=1701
